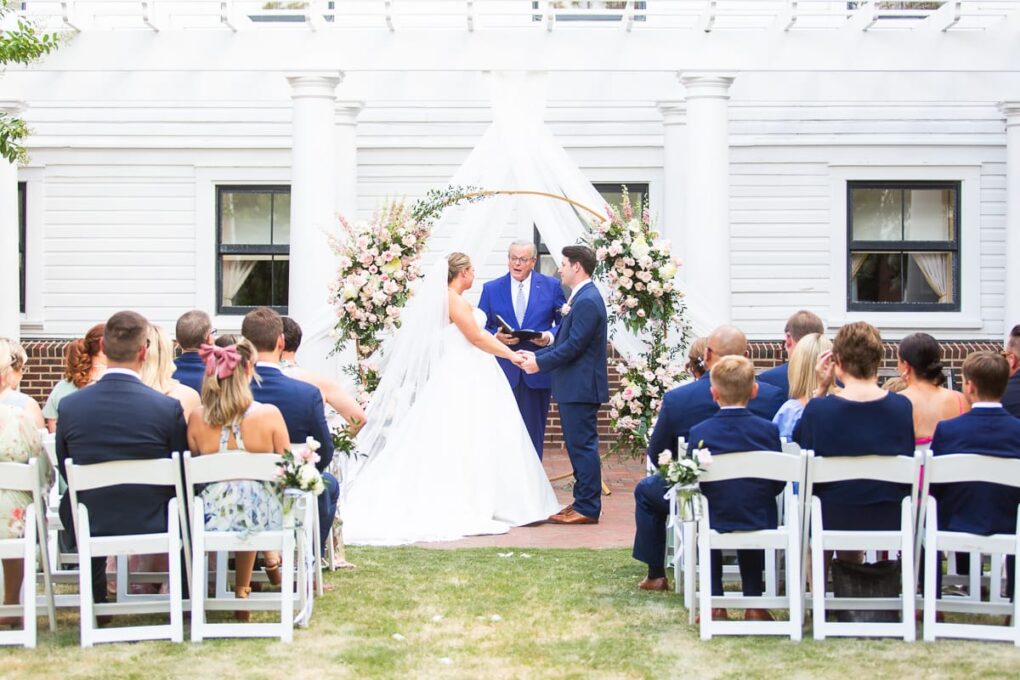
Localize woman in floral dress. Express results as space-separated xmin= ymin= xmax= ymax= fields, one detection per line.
xmin=186 ymin=336 xmax=288 ymax=620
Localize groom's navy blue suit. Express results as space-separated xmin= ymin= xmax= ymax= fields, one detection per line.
xmin=536 ymin=280 xmax=608 ymax=519
xmin=478 ymin=271 xmax=567 ymax=458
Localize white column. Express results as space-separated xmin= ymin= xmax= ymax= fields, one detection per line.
xmin=680 ymin=74 xmax=734 ymax=334
xmin=0 ymin=101 xmax=24 ymax=341
xmin=657 ymin=101 xmax=686 ymax=272
xmin=287 ymin=73 xmax=340 ymax=377
xmin=334 ymin=102 xmax=362 ymax=220
xmin=1003 ymin=102 xmax=1020 ymax=339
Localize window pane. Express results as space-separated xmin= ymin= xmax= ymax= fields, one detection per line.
xmin=271 ymin=256 xmax=290 ymax=307
xmin=18 ymin=183 xmax=25 ymax=314
xmin=272 ymin=193 xmax=291 ymax=245
xmin=221 ymin=191 xmax=272 ymax=245
xmin=905 ymin=251 xmax=953 ymax=303
xmin=851 ymin=188 xmax=902 ymax=241
xmin=851 ymin=251 xmax=953 ymax=305
xmin=904 ymin=188 xmax=954 ymax=241
xmin=222 ymin=255 xmax=271 ymax=307
xmin=851 ymin=252 xmax=902 ymax=303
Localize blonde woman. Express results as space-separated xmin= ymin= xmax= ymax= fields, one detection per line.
xmin=140 ymin=325 xmax=200 ymax=421
xmin=772 ymin=333 xmax=832 ymax=439
xmin=0 ymin=339 xmax=44 ymax=429
xmin=186 ymin=335 xmax=287 ymax=620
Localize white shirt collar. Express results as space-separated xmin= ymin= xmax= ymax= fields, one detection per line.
xmin=255 ymin=361 xmax=282 ymax=373
xmin=720 ymin=405 xmax=745 ymax=410
xmin=971 ymin=402 xmax=1002 ymax=409
xmin=103 ymin=367 xmax=141 ymax=380
xmin=569 ymin=279 xmax=592 ymax=300
xmin=512 ymin=272 xmax=532 ymax=289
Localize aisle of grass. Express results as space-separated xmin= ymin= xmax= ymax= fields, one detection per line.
xmin=1 ymin=547 xmax=1019 ymax=678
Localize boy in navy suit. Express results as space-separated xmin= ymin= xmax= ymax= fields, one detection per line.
xmin=689 ymin=355 xmax=784 ymax=622
xmin=931 ymin=350 xmax=1020 ymax=598
xmin=633 ymin=325 xmax=785 ymax=592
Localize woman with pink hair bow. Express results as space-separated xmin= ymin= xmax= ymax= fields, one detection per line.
xmin=186 ymin=335 xmax=290 ymax=621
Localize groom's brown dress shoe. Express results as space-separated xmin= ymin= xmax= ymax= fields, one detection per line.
xmin=547 ymin=507 xmax=598 ymax=525
xmin=638 ymin=577 xmax=669 ymax=591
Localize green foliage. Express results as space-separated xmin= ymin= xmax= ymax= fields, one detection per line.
xmin=0 ymin=1 xmax=63 ymax=164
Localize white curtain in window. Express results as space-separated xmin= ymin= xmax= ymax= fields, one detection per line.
xmin=221 ymin=196 xmax=256 ymax=306
xmin=911 ymin=253 xmax=951 ymax=303
xmin=850 ymin=253 xmax=867 ymax=281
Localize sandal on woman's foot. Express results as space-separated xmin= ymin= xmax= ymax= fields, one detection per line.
xmin=234 ymin=585 xmax=252 ymax=622
xmin=263 ymin=553 xmax=282 ymax=587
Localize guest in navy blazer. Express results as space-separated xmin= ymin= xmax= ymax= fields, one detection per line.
xmin=930 ymin=351 xmax=1020 ymax=598
xmin=56 ymin=311 xmax=188 ymax=603
xmin=478 ymin=241 xmax=567 ymax=459
xmin=690 ymin=356 xmax=785 ymax=621
xmin=242 ymin=308 xmax=337 ymax=552
xmin=172 ymin=309 xmax=214 ymax=394
xmin=757 ymin=310 xmax=825 ymax=398
xmin=1002 ymin=325 xmax=1020 ymax=418
xmin=633 ymin=325 xmax=785 ymax=592
xmin=794 ymin=322 xmax=914 ymax=532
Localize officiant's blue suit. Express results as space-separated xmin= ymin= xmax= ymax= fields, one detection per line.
xmin=478 ymin=271 xmax=567 ymax=459
xmin=535 ymin=281 xmax=608 ymax=519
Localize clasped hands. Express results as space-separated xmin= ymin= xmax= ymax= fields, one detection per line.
xmin=513 ymin=350 xmax=540 ymax=375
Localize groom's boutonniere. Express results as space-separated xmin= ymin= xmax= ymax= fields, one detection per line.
xmin=560 ymin=303 xmax=571 ymax=317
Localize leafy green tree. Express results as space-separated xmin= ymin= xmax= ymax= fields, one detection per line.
xmin=0 ymin=0 xmax=61 ymax=163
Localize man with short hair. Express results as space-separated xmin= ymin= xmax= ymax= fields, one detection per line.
xmin=478 ymin=240 xmax=566 ymax=459
xmin=631 ymin=324 xmax=785 ymax=592
xmin=931 ymin=350 xmax=1020 ymax=597
xmin=243 ymin=307 xmax=338 ymax=553
xmin=172 ymin=309 xmax=214 ymax=393
xmin=1001 ymin=324 xmax=1020 ymax=418
xmin=56 ymin=310 xmax=188 ymax=604
xmin=757 ymin=310 xmax=825 ymax=397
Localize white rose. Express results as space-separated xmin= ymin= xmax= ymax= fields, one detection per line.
xmin=298 ymin=463 xmax=320 ymax=488
xmin=658 ymin=262 xmax=678 ymax=280
xmin=658 ymin=450 xmax=672 ymax=466
xmin=631 ymin=237 xmax=651 ymax=259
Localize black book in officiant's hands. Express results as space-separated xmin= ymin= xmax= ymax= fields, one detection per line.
xmin=494 ymin=314 xmax=544 ymax=342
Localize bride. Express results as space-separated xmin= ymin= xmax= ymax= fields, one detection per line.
xmin=342 ymin=252 xmax=562 ymax=545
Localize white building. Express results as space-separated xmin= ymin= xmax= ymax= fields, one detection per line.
xmin=3 ymin=1 xmax=1019 ymax=373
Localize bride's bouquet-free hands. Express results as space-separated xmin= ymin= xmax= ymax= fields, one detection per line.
xmin=276 ymin=436 xmax=327 ymax=497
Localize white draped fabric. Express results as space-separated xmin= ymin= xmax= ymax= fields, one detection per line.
xmin=912 ymin=253 xmax=952 ymax=303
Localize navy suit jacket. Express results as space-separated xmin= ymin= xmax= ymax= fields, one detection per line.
xmin=690 ymin=408 xmax=785 ymax=533
xmin=931 ymin=407 xmax=1020 ymax=535
xmin=478 ymin=271 xmax=566 ymax=391
xmin=535 ymin=281 xmax=609 ymax=405
xmin=1002 ymin=372 xmax=1020 ymax=419
xmin=646 ymin=373 xmax=786 ymax=465
xmin=55 ymin=372 xmax=188 ymax=537
xmin=250 ymin=364 xmax=334 ymax=471
xmin=757 ymin=363 xmax=790 ymax=399
xmin=173 ymin=351 xmax=205 ymax=394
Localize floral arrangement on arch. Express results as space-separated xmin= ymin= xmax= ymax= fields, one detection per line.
xmin=587 ymin=187 xmax=691 ymax=457
xmin=329 ymin=187 xmax=482 ymax=402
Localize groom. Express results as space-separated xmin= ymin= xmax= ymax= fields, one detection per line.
xmin=520 ymin=245 xmax=609 ymax=524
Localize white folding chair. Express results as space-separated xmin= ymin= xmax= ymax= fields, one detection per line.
xmin=185 ymin=451 xmax=308 ymax=642
xmin=695 ymin=449 xmax=807 ymax=640
xmin=38 ymin=429 xmax=82 ymax=609
xmin=0 ymin=458 xmax=56 ymax=648
xmin=291 ymin=441 xmax=325 ymax=596
xmin=65 ymin=454 xmax=189 ymax=647
xmin=919 ymin=451 xmax=1020 ymax=644
xmin=802 ymin=450 xmax=921 ymax=641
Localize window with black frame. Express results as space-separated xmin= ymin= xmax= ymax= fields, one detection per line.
xmin=847 ymin=181 xmax=960 ymax=312
xmin=18 ymin=182 xmax=25 ymax=314
xmin=531 ymin=1 xmax=646 ymax=22
xmin=533 ymin=183 xmax=649 ymax=277
xmin=217 ymin=186 xmax=291 ymax=314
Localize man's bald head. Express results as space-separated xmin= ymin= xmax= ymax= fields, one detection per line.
xmin=705 ymin=325 xmax=748 ymax=370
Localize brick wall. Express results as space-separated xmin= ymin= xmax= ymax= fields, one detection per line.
xmin=18 ymin=337 xmax=1002 ymax=446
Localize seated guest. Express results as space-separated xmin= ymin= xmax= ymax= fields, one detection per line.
xmin=242 ymin=307 xmax=338 ymax=553
xmin=0 ymin=403 xmax=51 ymax=626
xmin=187 ymin=336 xmax=287 ymax=620
xmin=772 ymin=332 xmax=832 ymax=440
xmin=931 ymin=351 xmax=1020 ymax=599
xmin=757 ymin=310 xmax=825 ymax=397
xmin=794 ymin=322 xmax=914 ymax=533
xmin=141 ymin=325 xmax=201 ymax=421
xmin=56 ymin=311 xmax=187 ymax=604
xmin=685 ymin=337 xmax=708 ymax=383
xmin=172 ymin=310 xmax=214 ymax=394
xmin=898 ymin=332 xmax=968 ymax=446
xmin=0 ymin=338 xmax=44 ymax=428
xmin=633 ymin=324 xmax=785 ymax=592
xmin=280 ymin=317 xmax=367 ymax=434
xmin=43 ymin=323 xmax=106 ymax=433
xmin=1001 ymin=324 xmax=1020 ymax=418
xmin=691 ymin=355 xmax=785 ymax=622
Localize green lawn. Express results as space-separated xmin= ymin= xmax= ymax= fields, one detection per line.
xmin=1 ymin=548 xmax=1019 ymax=678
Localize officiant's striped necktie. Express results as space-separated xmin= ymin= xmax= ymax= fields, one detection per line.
xmin=515 ymin=281 xmax=526 ymax=327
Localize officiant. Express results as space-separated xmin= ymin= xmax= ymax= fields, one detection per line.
xmin=479 ymin=240 xmax=567 ymax=459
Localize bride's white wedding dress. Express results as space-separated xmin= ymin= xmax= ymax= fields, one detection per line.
xmin=342 ymin=307 xmax=562 ymax=545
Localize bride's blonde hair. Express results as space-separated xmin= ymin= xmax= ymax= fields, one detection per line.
xmin=447 ymin=252 xmax=471 ymax=283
